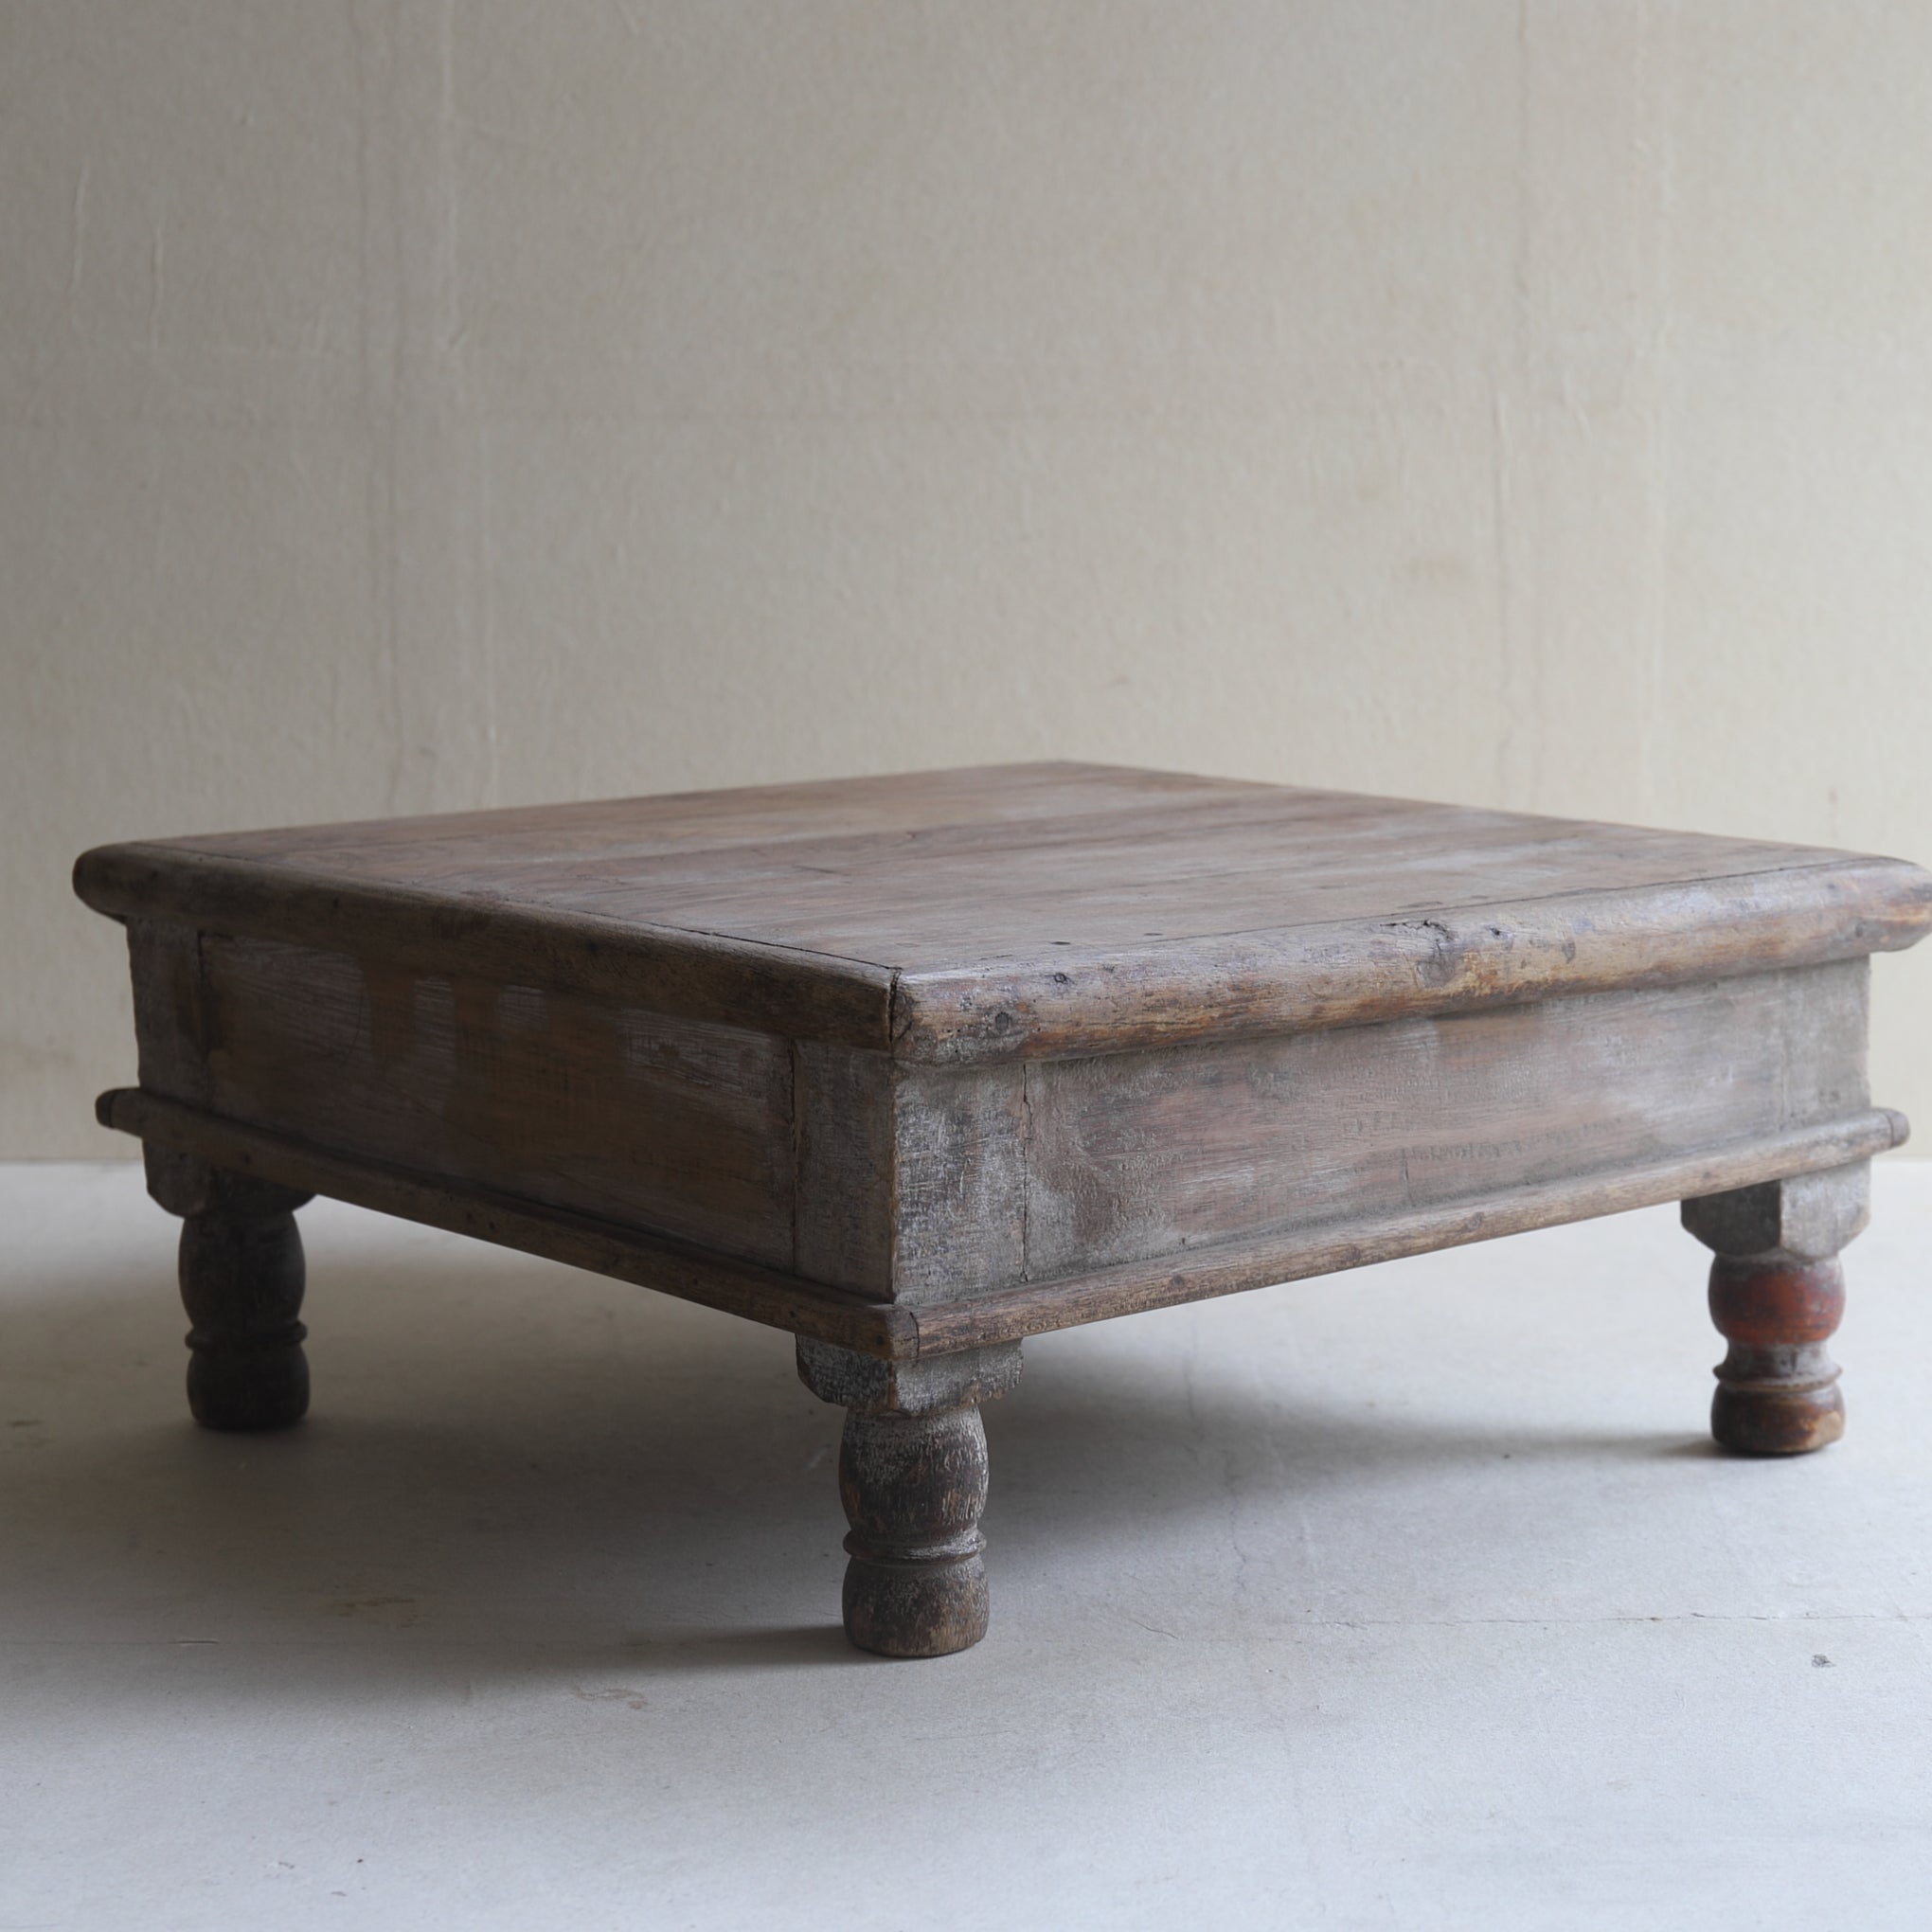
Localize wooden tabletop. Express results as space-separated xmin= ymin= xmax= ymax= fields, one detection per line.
xmin=75 ymin=762 xmax=1932 ymax=1064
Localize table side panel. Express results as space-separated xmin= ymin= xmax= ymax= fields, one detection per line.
xmin=122 ymin=921 xmax=1875 ymax=1315
xmin=795 ymin=1046 xmax=1027 ymax=1302
xmin=127 ymin=921 xmax=214 ymax=1105
xmin=794 ymin=1042 xmax=895 ymax=1295
xmin=1017 ymin=959 xmax=1869 ymax=1281
xmin=892 ymin=1062 xmax=1028 ymax=1301
xmin=178 ymin=932 xmax=797 ymax=1269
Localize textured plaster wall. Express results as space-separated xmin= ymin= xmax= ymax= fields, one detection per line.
xmin=5 ymin=2 xmax=1931 ymax=1156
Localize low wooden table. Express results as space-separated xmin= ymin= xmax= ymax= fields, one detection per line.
xmin=75 ymin=763 xmax=1932 ymax=1656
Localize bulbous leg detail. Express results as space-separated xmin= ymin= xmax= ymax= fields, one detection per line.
xmin=1707 ymin=1255 xmax=1844 ymax=1456
xmin=167 ymin=1164 xmax=313 ymax=1432
xmin=797 ymin=1338 xmax=1022 ymax=1658
xmin=839 ymin=1406 xmax=990 ymax=1657
xmin=1684 ymin=1163 xmax=1867 ymax=1458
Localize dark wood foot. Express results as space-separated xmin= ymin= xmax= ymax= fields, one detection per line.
xmin=1707 ymin=1255 xmax=1844 ymax=1455
xmin=146 ymin=1147 xmax=313 ymax=1432
xmin=840 ymin=1407 xmax=989 ymax=1656
xmin=797 ymin=1339 xmax=1022 ymax=1658
xmin=1683 ymin=1162 xmax=1866 ymax=1458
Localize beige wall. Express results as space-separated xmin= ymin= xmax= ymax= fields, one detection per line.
xmin=6 ymin=2 xmax=1931 ymax=1156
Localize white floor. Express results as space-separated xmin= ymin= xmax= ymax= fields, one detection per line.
xmin=4 ymin=1162 xmax=1929 ymax=1931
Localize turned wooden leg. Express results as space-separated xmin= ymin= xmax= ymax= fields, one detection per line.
xmin=145 ymin=1146 xmax=313 ymax=1432
xmin=797 ymin=1339 xmax=1023 ymax=1658
xmin=839 ymin=1406 xmax=991 ymax=1656
xmin=1705 ymin=1254 xmax=1844 ymax=1455
xmin=1683 ymin=1161 xmax=1867 ymax=1456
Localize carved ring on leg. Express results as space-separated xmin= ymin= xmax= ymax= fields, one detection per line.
xmin=797 ymin=1339 xmax=1022 ymax=1658
xmin=1683 ymin=1163 xmax=1866 ymax=1458
xmin=839 ymin=1406 xmax=990 ymax=1658
xmin=1707 ymin=1254 xmax=1845 ymax=1456
xmin=169 ymin=1165 xmax=313 ymax=1432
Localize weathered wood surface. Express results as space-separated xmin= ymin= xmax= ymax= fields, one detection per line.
xmin=98 ymin=1086 xmax=1905 ymax=1361
xmin=1684 ymin=1164 xmax=1869 ymax=1455
xmin=795 ymin=1337 xmax=1025 ymax=1417
xmin=109 ymin=903 xmax=1884 ymax=1309
xmin=893 ymin=862 xmax=1929 ymax=1066
xmin=1019 ymin=962 xmax=1868 ymax=1280
xmin=82 ymin=844 xmax=897 ymax=1051
xmin=74 ymin=762 xmax=1932 ymax=1063
xmin=98 ymin=1085 xmax=914 ymax=1357
xmin=796 ymin=1341 xmax=1022 ymax=1657
xmin=794 ymin=1045 xmax=1027 ymax=1301
xmin=76 ymin=765 xmax=1932 ymax=1659
xmin=908 ymin=1107 xmax=1908 ymax=1356
xmin=796 ymin=959 xmax=1870 ymax=1300
xmin=195 ymin=932 xmax=796 ymax=1269
xmin=127 ymin=920 xmax=213 ymax=1104
xmin=835 ymin=1407 xmax=993 ymax=1658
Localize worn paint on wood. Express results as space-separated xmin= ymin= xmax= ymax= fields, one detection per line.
xmin=1684 ymin=1165 xmax=1867 ymax=1455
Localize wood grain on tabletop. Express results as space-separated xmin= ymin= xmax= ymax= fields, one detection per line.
xmin=73 ymin=762 xmax=1932 ymax=1060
